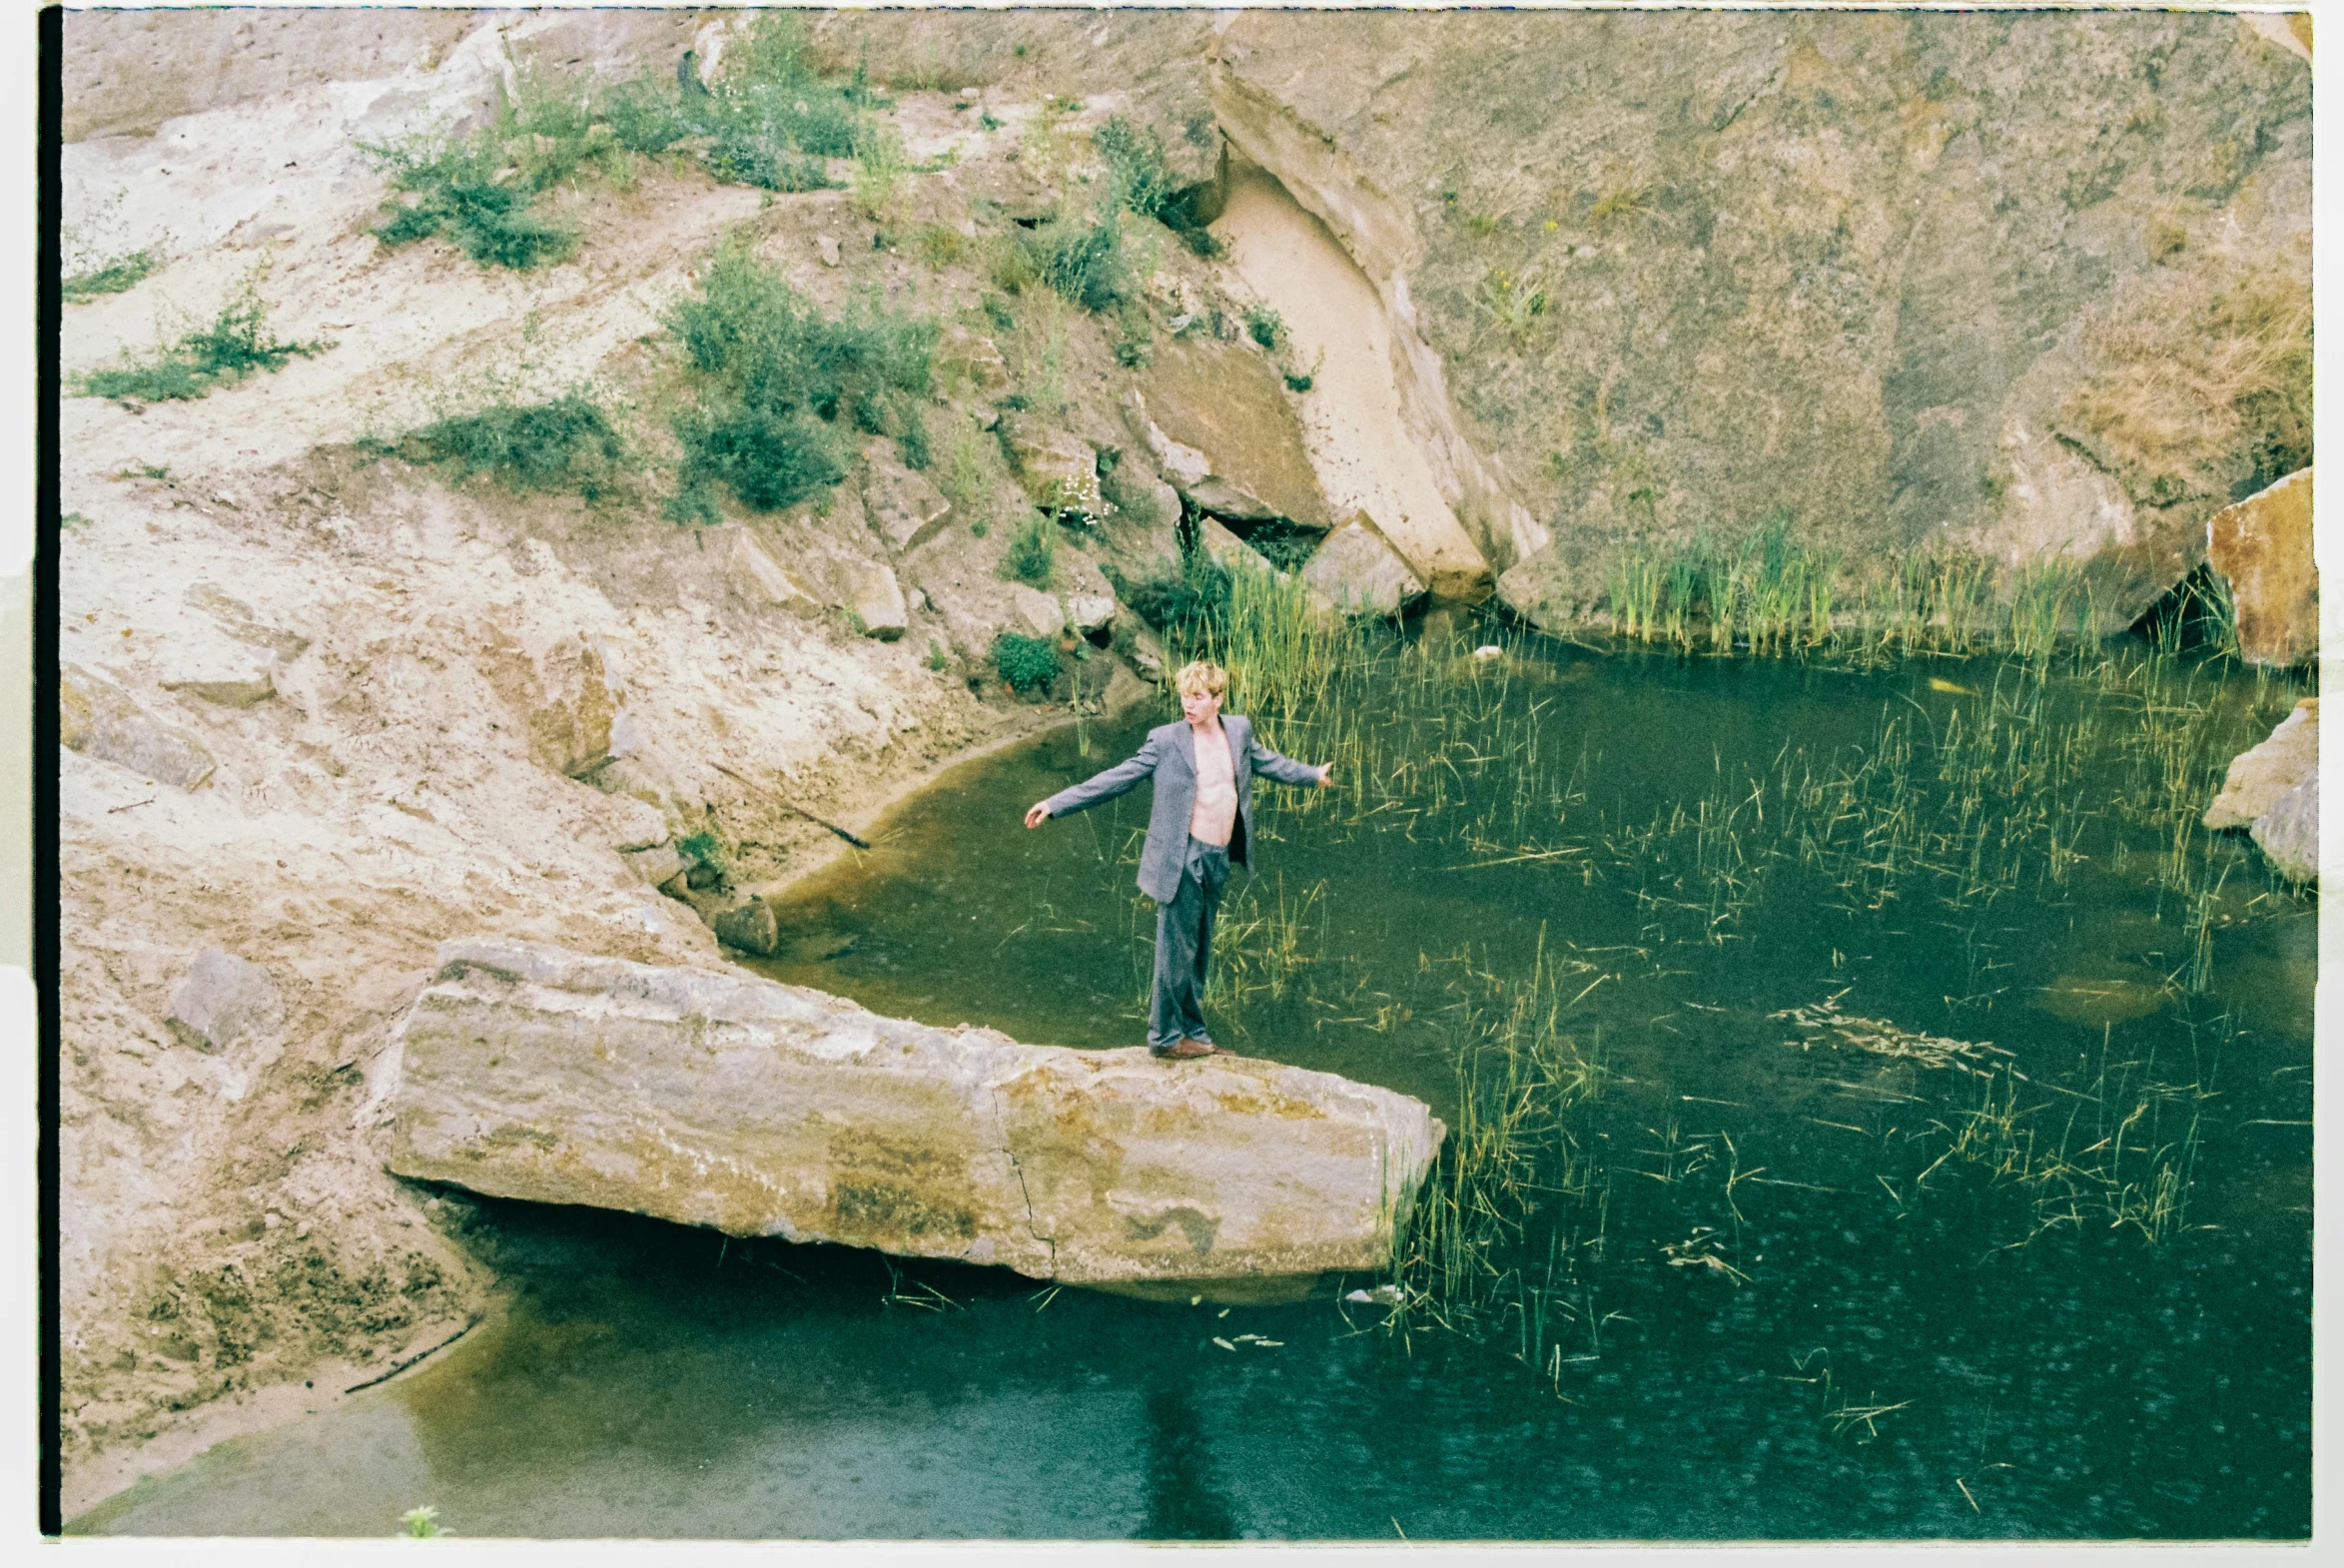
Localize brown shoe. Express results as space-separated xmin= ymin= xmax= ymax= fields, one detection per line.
xmin=1152 ymin=1037 xmax=1216 ymax=1060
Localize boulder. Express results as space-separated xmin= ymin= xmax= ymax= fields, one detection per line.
xmin=2207 ymin=467 xmax=2315 ymax=667
xmin=386 ymin=940 xmax=1445 ymax=1285
xmin=59 ymin=664 xmax=217 ymax=790
xmin=1066 ymin=593 xmax=1117 ymax=636
xmin=1010 ymin=583 xmax=1067 ymax=641
xmin=711 ymin=899 xmax=781 ymax=956
xmin=166 ymin=949 xmax=281 ymax=1053
xmin=1005 ymin=423 xmax=1104 ymax=519
xmin=2251 ymin=772 xmax=2318 ymax=886
xmin=1129 ymin=340 xmax=1331 ymax=529
xmin=863 ymin=451 xmax=955 ymax=554
xmin=1300 ymin=514 xmax=1427 ymax=617
xmin=837 ymin=560 xmax=909 ymax=640
xmin=725 ymin=529 xmax=818 ymax=613
xmin=816 ymin=233 xmax=841 ymax=267
xmin=2204 ymin=698 xmax=2317 ymax=829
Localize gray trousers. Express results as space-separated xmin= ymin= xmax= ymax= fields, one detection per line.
xmin=1149 ymin=835 xmax=1230 ymax=1049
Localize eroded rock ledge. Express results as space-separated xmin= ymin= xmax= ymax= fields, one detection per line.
xmin=385 ymin=940 xmax=1445 ymax=1285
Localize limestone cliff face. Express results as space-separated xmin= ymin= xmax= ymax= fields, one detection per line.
xmin=1208 ymin=9 xmax=2310 ymax=625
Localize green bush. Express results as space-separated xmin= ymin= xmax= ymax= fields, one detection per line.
xmin=1112 ymin=550 xmax=1230 ymax=644
xmin=673 ymin=401 xmax=844 ymax=512
xmin=403 ymin=393 xmax=627 ymax=498
xmin=992 ymin=630 xmax=1062 ymax=694
xmin=63 ymin=248 xmax=160 ymax=304
xmin=665 ymin=242 xmax=935 ymax=512
xmin=898 ymin=408 xmax=932 ymax=470
xmin=75 ymin=281 xmax=326 ymax=402
xmin=999 ymin=510 xmax=1058 ymax=586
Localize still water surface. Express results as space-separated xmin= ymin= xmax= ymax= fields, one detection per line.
xmin=76 ymin=621 xmax=2313 ymax=1538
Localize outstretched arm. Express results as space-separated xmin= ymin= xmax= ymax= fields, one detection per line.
xmin=1247 ymin=731 xmax=1334 ymax=788
xmin=1025 ymin=735 xmax=1162 ymax=827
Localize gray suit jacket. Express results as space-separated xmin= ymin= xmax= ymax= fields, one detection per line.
xmin=1043 ymin=715 xmax=1321 ymax=903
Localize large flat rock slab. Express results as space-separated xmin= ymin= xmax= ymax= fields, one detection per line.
xmin=386 ymin=940 xmax=1444 ymax=1285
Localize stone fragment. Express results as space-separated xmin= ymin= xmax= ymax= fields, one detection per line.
xmin=167 ymin=949 xmax=282 ymax=1053
xmin=1300 ymin=514 xmax=1427 ymax=617
xmin=187 ymin=583 xmax=309 ymax=660
xmin=711 ymin=899 xmax=781 ymax=956
xmin=1010 ymin=584 xmax=1067 ymax=641
xmin=863 ymin=451 xmax=955 ymax=553
xmin=59 ymin=664 xmax=217 ymax=790
xmin=2207 ymin=467 xmax=2315 ymax=667
xmin=1124 ymin=622 xmax=1169 ymax=682
xmin=816 ymin=233 xmax=841 ymax=267
xmin=937 ymin=326 xmax=1010 ymax=394
xmin=2251 ymin=772 xmax=2319 ymax=885
xmin=621 ymin=841 xmax=686 ymax=889
xmin=2204 ymin=698 xmax=2317 ymax=829
xmin=525 ymin=635 xmax=620 ymax=779
xmin=387 ymin=940 xmax=1445 ymax=1285
xmin=726 ymin=530 xmax=817 ymax=613
xmin=1066 ymin=593 xmax=1117 ymax=636
xmin=839 ymin=560 xmax=909 ymax=640
xmin=160 ymin=657 xmax=276 ymax=708
xmin=1197 ymin=516 xmax=1274 ymax=577
xmin=1005 ymin=423 xmax=1104 ymax=519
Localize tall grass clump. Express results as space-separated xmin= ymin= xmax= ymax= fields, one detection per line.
xmin=664 ymin=240 xmax=936 ymax=515
xmin=394 ymin=392 xmax=628 ymax=499
xmin=997 ymin=510 xmax=1058 ymax=587
xmin=73 ymin=276 xmax=326 ymax=401
xmin=1015 ymin=204 xmax=1133 ymax=314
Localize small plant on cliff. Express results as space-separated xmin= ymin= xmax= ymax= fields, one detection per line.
xmin=999 ymin=510 xmax=1059 ymax=587
xmin=1111 ymin=549 xmax=1232 ymax=649
xmin=62 ymin=247 xmax=161 ymax=304
xmin=74 ymin=274 xmax=328 ymax=402
xmin=1094 ymin=115 xmax=1222 ymax=257
xmin=398 ymin=1505 xmax=443 ymax=1539
xmin=991 ymin=630 xmax=1062 ymax=695
xmin=1244 ymin=305 xmax=1286 ymax=353
xmin=395 ymin=392 xmax=629 ymax=500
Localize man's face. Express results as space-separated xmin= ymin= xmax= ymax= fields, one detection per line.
xmin=1180 ymin=685 xmax=1222 ymax=726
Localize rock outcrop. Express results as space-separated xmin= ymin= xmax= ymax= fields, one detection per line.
xmin=60 ymin=663 xmax=217 ymax=791
xmin=2205 ymin=697 xmax=2318 ymax=885
xmin=386 ymin=940 xmax=1445 ymax=1286
xmin=2207 ymin=467 xmax=2316 ymax=667
xmin=1127 ymin=348 xmax=1331 ymax=531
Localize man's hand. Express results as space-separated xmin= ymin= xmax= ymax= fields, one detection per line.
xmin=1024 ymin=801 xmax=1052 ymax=829
xmin=1316 ymin=764 xmax=1334 ymax=787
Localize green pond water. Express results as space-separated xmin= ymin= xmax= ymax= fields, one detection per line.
xmin=75 ymin=612 xmax=2315 ymax=1539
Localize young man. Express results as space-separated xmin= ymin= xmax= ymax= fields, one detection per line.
xmin=1024 ymin=660 xmax=1333 ymax=1059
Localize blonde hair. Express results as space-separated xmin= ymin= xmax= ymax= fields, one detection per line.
xmin=1173 ymin=659 xmax=1228 ymax=699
